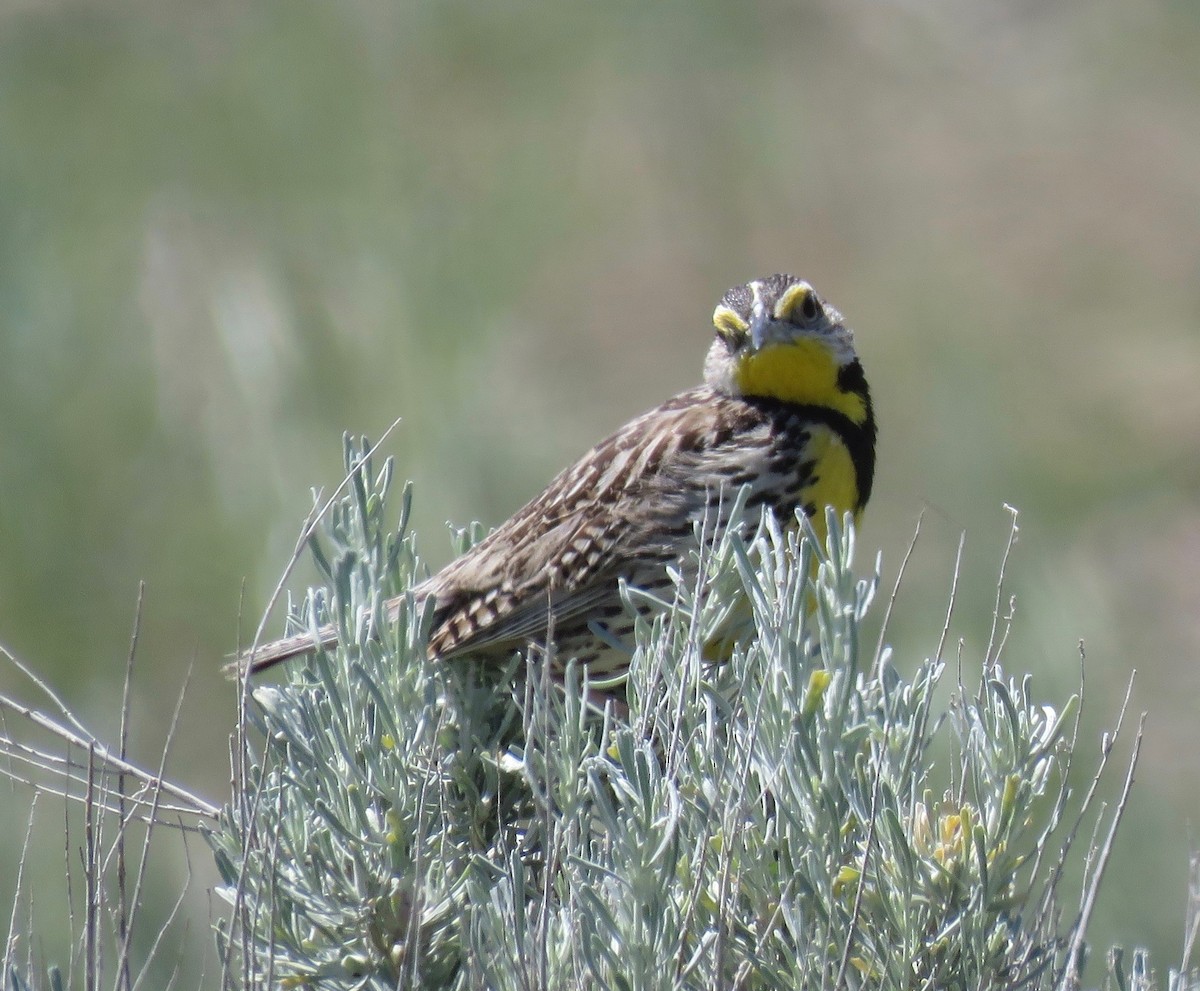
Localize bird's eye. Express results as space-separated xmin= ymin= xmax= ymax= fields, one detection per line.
xmin=773 ymin=282 xmax=821 ymax=324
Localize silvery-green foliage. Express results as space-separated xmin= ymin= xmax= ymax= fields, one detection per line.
xmin=208 ymin=438 xmax=1120 ymax=990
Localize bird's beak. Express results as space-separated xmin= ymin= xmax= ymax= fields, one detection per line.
xmin=749 ymin=306 xmax=770 ymax=351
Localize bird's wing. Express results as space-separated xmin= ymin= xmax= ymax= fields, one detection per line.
xmin=419 ymin=387 xmax=786 ymax=660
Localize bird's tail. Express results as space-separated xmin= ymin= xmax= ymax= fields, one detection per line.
xmin=225 ymin=623 xmax=341 ymax=679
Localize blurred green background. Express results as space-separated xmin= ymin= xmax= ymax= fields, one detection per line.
xmin=1 ymin=0 xmax=1197 ymax=983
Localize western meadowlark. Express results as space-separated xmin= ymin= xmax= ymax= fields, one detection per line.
xmin=238 ymin=274 xmax=875 ymax=678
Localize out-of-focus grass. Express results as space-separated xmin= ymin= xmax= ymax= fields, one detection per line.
xmin=0 ymin=0 xmax=1197 ymax=979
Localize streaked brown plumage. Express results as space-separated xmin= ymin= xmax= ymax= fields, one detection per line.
xmin=237 ymin=274 xmax=875 ymax=677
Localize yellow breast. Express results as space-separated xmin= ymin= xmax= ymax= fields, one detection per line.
xmin=796 ymin=424 xmax=862 ymax=548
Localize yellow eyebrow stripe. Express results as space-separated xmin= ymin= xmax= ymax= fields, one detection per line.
xmin=712 ymin=305 xmax=749 ymax=337
xmin=772 ymin=283 xmax=812 ymax=321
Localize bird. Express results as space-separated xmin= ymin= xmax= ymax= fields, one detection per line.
xmin=236 ymin=274 xmax=875 ymax=679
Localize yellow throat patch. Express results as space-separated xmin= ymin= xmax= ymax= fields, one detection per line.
xmin=733 ymin=338 xmax=868 ymax=426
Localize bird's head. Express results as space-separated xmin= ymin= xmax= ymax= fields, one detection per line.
xmin=704 ymin=274 xmax=869 ymax=424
